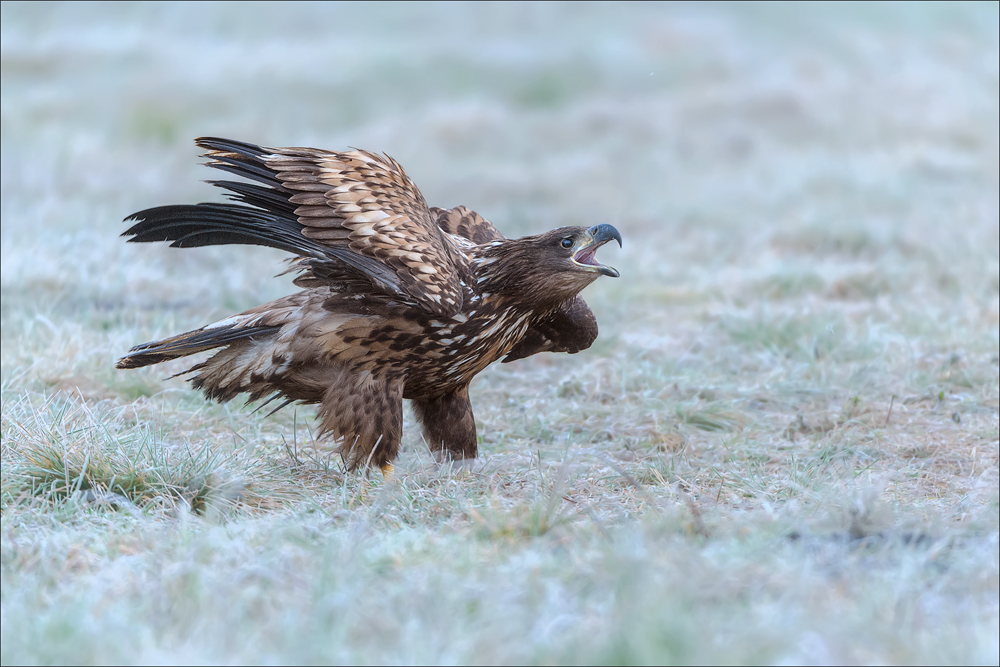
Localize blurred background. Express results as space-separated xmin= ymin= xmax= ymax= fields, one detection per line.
xmin=2 ymin=5 xmax=998 ymax=663
xmin=1 ymin=1 xmax=998 ymax=404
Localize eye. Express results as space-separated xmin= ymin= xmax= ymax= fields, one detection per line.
xmin=560 ymin=237 xmax=574 ymax=249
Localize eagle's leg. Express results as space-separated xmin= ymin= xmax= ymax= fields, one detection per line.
xmin=412 ymin=385 xmax=478 ymax=462
xmin=317 ymin=371 xmax=404 ymax=472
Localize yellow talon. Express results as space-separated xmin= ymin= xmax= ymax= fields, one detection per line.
xmin=380 ymin=463 xmax=395 ymax=481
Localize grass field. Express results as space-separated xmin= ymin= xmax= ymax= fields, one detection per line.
xmin=2 ymin=2 xmax=998 ymax=664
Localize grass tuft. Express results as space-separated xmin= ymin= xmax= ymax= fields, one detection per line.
xmin=2 ymin=396 xmax=288 ymax=514
xmin=675 ymin=404 xmax=748 ymax=432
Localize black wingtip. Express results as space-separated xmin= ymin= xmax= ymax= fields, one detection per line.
xmin=195 ymin=137 xmax=269 ymax=157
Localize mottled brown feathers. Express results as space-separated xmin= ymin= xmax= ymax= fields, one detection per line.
xmin=431 ymin=205 xmax=504 ymax=245
xmin=236 ymin=141 xmax=472 ymax=317
xmin=503 ymin=296 xmax=598 ymax=362
xmin=117 ymin=137 xmax=620 ymax=472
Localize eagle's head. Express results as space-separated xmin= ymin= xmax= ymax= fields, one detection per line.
xmin=479 ymin=224 xmax=622 ymax=306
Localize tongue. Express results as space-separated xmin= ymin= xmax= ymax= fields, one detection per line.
xmin=575 ymin=247 xmax=599 ymax=266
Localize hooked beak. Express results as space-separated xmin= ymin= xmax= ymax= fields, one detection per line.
xmin=572 ymin=224 xmax=622 ymax=277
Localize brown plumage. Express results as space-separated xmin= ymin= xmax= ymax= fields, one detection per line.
xmin=117 ymin=138 xmax=621 ymax=472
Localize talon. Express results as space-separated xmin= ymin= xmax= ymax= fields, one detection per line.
xmin=380 ymin=463 xmax=395 ymax=481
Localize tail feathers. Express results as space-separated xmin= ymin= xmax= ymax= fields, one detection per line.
xmin=116 ymin=320 xmax=280 ymax=369
xmin=118 ymin=316 xmax=294 ymax=407
xmin=122 ymin=203 xmax=328 ymax=258
xmin=188 ymin=341 xmax=289 ymax=404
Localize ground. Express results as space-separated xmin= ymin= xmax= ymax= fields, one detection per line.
xmin=1 ymin=2 xmax=998 ymax=664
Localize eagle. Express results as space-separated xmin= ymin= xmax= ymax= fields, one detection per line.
xmin=116 ymin=138 xmax=621 ymax=475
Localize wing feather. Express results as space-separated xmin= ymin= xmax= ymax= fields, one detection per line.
xmin=502 ymin=296 xmax=599 ymax=362
xmin=431 ymin=205 xmax=505 ymax=244
xmin=197 ymin=138 xmax=469 ymax=316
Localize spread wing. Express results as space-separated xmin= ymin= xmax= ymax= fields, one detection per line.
xmin=265 ymin=145 xmax=469 ymax=316
xmin=124 ymin=137 xmax=469 ymax=317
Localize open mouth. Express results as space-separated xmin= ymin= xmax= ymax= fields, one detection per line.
xmin=573 ymin=245 xmax=619 ymax=277
xmin=572 ymin=224 xmax=622 ymax=278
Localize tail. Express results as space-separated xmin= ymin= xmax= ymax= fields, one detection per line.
xmin=116 ymin=316 xmax=279 ymax=370
xmin=118 ymin=316 xmax=291 ymax=405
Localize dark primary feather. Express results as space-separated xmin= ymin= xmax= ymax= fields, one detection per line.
xmin=123 ymin=203 xmax=326 ymax=256
xmin=197 ymin=136 xmax=271 ymax=158
xmin=197 ymin=136 xmax=279 ymax=187
xmin=209 ymin=179 xmax=298 ymax=216
xmin=123 ymin=205 xmax=411 ymax=302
